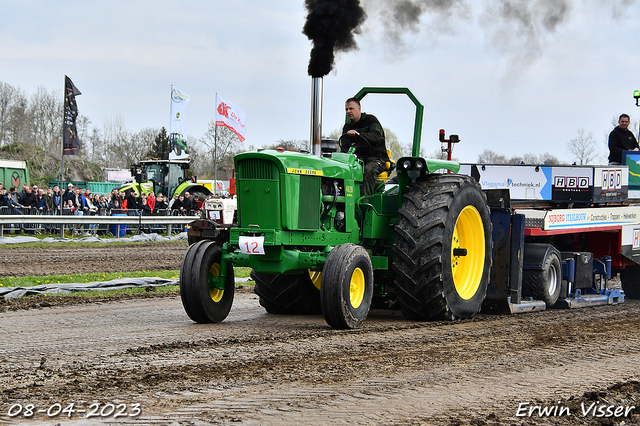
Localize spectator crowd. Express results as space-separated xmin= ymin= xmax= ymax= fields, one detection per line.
xmin=0 ymin=182 xmax=203 ymax=235
xmin=0 ymin=182 xmax=202 ymax=216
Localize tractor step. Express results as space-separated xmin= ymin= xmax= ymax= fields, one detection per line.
xmin=506 ymin=297 xmax=547 ymax=314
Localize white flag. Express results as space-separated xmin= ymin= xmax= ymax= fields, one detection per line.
xmin=216 ymin=94 xmax=248 ymax=142
xmin=170 ymin=86 xmax=190 ymax=160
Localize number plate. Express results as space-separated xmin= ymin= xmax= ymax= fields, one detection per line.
xmin=208 ymin=210 xmax=221 ymax=220
xmin=239 ymin=236 xmax=265 ymax=255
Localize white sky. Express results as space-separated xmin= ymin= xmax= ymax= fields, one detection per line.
xmin=1 ymin=0 xmax=639 ymax=163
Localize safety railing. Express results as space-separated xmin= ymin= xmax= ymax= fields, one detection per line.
xmin=0 ymin=207 xmax=199 ymax=237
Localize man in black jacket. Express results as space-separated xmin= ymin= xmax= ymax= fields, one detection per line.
xmin=608 ymin=114 xmax=639 ymax=164
xmin=341 ymin=97 xmax=387 ymax=197
xmin=20 ymin=185 xmax=37 ymax=211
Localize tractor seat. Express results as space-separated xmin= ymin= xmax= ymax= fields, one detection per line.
xmin=377 ymin=150 xmax=396 ymax=181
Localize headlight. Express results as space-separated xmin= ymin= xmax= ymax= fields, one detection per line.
xmin=402 ymin=159 xmax=412 ymax=170
xmin=415 ymin=159 xmax=424 ymax=170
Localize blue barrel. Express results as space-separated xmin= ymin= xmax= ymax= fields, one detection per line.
xmin=111 ymin=214 xmax=126 ymax=237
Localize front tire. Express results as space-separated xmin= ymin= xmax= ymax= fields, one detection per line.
xmin=180 ymin=241 xmax=234 ymax=323
xmin=321 ymin=244 xmax=374 ymax=329
xmin=392 ymin=174 xmax=492 ymax=321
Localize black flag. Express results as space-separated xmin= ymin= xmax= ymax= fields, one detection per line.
xmin=63 ymin=75 xmax=81 ymax=155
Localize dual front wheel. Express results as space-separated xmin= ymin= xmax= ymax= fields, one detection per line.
xmin=180 ymin=241 xmax=234 ymax=323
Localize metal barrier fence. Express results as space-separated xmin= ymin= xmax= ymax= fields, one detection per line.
xmin=0 ymin=207 xmax=198 ymax=237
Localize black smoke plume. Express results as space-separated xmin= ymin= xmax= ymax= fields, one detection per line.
xmin=303 ymin=0 xmax=366 ymax=77
xmin=378 ymin=0 xmax=575 ymax=51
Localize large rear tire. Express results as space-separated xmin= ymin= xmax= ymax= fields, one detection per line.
xmin=621 ymin=266 xmax=640 ymax=299
xmin=180 ymin=241 xmax=234 ymax=323
xmin=252 ymin=270 xmax=322 ymax=314
xmin=392 ymin=174 xmax=492 ymax=321
xmin=321 ymin=244 xmax=374 ymax=329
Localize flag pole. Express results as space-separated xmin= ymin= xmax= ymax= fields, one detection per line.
xmin=60 ymin=75 xmax=65 ymax=237
xmin=214 ymin=93 xmax=218 ymax=195
xmin=169 ymin=85 xmax=173 ymax=159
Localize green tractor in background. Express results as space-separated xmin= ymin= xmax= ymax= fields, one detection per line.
xmin=117 ymin=159 xmax=211 ymax=201
xmin=180 ymin=87 xmax=493 ymax=329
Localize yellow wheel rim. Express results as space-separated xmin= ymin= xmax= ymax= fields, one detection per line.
xmin=208 ymin=263 xmax=224 ymax=303
xmin=451 ymin=205 xmax=485 ymax=300
xmin=309 ymin=270 xmax=322 ymax=291
xmin=350 ymin=267 xmax=365 ymax=308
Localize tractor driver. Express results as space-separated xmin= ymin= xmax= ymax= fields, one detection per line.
xmin=341 ymin=97 xmax=387 ymax=197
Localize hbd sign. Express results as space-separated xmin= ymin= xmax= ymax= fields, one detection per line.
xmin=554 ymin=176 xmax=590 ymax=189
xmin=602 ymin=169 xmax=623 ymax=190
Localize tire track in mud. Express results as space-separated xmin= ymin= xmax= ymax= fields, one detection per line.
xmin=0 ymin=241 xmax=188 ymax=278
xmin=1 ymin=296 xmax=639 ymax=425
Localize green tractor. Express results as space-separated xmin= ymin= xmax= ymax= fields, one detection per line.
xmin=117 ymin=159 xmax=211 ymax=200
xmin=180 ymin=87 xmax=493 ymax=329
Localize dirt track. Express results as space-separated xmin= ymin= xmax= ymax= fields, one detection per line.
xmin=0 ymin=241 xmax=187 ymax=278
xmin=0 ymin=242 xmax=639 ymax=425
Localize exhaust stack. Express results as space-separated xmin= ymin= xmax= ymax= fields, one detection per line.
xmin=310 ymin=77 xmax=323 ymax=156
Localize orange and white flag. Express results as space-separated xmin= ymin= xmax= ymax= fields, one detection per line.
xmin=215 ymin=94 xmax=248 ymax=142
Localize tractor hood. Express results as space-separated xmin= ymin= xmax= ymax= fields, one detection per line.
xmin=233 ymin=150 xmax=362 ymax=233
xmin=234 ymin=149 xmax=361 ymax=181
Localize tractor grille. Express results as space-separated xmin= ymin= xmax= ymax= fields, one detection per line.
xmin=298 ymin=174 xmax=320 ymax=229
xmin=237 ymin=159 xmax=278 ymax=180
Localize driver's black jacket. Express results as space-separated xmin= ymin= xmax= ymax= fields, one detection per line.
xmin=342 ymin=112 xmax=387 ymax=159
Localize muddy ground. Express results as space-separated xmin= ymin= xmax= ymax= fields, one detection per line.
xmin=0 ymin=241 xmax=639 ymax=425
xmin=0 ymin=240 xmax=188 ymax=278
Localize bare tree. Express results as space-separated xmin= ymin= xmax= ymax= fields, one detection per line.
xmin=568 ymin=128 xmax=601 ymax=165
xmin=28 ymin=86 xmax=63 ymax=154
xmin=5 ymin=90 xmax=29 ymax=146
xmin=477 ymin=149 xmax=507 ymax=164
xmin=198 ymin=122 xmax=242 ymax=181
xmin=537 ymin=152 xmax=561 ymax=165
xmin=129 ymin=127 xmax=159 ymax=163
xmin=76 ymin=115 xmax=91 ymax=159
xmin=477 ymin=149 xmax=562 ymax=165
xmin=0 ymin=82 xmax=19 ymax=147
xmin=101 ymin=117 xmax=158 ymax=168
xmin=101 ymin=114 xmax=130 ymax=168
xmin=265 ymin=139 xmax=308 ymax=151
xmin=85 ymin=126 xmax=104 ymax=164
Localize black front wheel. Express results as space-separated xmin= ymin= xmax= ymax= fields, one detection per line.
xmin=321 ymin=244 xmax=374 ymax=329
xmin=180 ymin=241 xmax=234 ymax=323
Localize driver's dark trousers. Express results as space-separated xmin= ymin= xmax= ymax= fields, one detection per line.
xmin=363 ymin=158 xmax=386 ymax=197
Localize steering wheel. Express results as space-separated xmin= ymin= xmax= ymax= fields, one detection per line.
xmin=338 ymin=133 xmax=372 ymax=158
